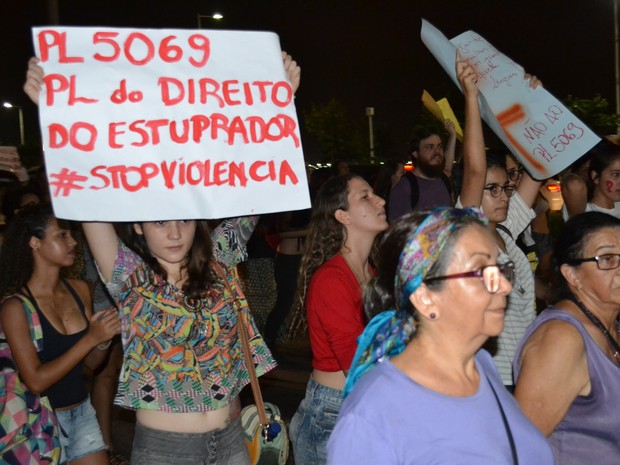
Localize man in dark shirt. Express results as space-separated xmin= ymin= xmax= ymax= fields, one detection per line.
xmin=388 ymin=121 xmax=457 ymax=220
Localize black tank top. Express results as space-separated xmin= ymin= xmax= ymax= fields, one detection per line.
xmin=24 ymin=280 xmax=89 ymax=408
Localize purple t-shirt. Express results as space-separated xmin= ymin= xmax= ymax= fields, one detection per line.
xmin=514 ymin=309 xmax=620 ymax=465
xmin=388 ymin=174 xmax=451 ymax=221
xmin=328 ymin=350 xmax=553 ymax=465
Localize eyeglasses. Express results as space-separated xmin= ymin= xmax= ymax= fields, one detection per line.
xmin=507 ymin=167 xmax=524 ymax=182
xmin=424 ymin=262 xmax=515 ymax=294
xmin=568 ymin=254 xmax=620 ymax=271
xmin=484 ymin=184 xmax=516 ymax=198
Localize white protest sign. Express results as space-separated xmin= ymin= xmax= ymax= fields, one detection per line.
xmin=421 ymin=19 xmax=600 ymax=179
xmin=32 ymin=27 xmax=309 ymax=221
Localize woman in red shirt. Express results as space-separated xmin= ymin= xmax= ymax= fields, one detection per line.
xmin=289 ymin=173 xmax=388 ymax=465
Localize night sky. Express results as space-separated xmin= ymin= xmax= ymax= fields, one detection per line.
xmin=0 ymin=0 xmax=616 ymax=160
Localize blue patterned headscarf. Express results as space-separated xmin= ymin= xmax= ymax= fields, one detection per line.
xmin=344 ymin=207 xmax=487 ymax=396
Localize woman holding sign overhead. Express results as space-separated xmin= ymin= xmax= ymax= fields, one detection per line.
xmin=454 ymin=55 xmax=543 ymax=390
xmin=24 ymin=52 xmax=300 ymax=465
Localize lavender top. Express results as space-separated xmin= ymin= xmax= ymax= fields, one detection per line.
xmin=328 ymin=350 xmax=553 ymax=465
xmin=514 ymin=309 xmax=620 ymax=465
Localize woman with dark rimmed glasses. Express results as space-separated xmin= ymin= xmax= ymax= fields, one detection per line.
xmin=514 ymin=212 xmax=620 ymax=465
xmin=507 ymin=164 xmax=525 ymax=184
xmin=327 ymin=207 xmax=554 ymax=465
xmin=454 ymin=57 xmax=545 ymax=389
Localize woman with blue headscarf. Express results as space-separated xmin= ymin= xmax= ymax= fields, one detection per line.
xmin=327 ymin=208 xmax=554 ymax=464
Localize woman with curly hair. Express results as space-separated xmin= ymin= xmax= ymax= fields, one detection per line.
xmin=289 ymin=174 xmax=388 ymax=465
xmin=0 ymin=203 xmax=120 ymax=464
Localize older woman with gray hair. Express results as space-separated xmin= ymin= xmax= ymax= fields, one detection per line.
xmin=327 ymin=207 xmax=553 ymax=465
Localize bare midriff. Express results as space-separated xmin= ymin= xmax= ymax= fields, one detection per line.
xmin=136 ymin=397 xmax=240 ymax=433
xmin=312 ymin=368 xmax=346 ymax=391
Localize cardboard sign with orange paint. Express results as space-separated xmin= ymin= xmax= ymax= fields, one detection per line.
xmin=421 ymin=19 xmax=599 ymax=179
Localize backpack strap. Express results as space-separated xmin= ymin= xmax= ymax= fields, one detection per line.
xmin=1 ymin=293 xmax=44 ymax=352
xmin=404 ymin=172 xmax=420 ymax=210
xmin=406 ymin=172 xmax=453 ymax=210
xmin=440 ymin=173 xmax=453 ymax=197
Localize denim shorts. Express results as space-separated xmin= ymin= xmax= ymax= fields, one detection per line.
xmin=131 ymin=418 xmax=250 ymax=465
xmin=55 ymin=396 xmax=107 ymax=463
xmin=289 ymin=376 xmax=343 ymax=465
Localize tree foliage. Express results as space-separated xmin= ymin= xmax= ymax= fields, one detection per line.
xmin=563 ymin=95 xmax=620 ymax=136
xmin=303 ymin=98 xmax=366 ymax=163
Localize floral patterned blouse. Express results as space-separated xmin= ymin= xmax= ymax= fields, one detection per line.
xmin=104 ymin=217 xmax=276 ymax=412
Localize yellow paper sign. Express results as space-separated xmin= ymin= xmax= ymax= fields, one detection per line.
xmin=421 ymin=90 xmax=463 ymax=141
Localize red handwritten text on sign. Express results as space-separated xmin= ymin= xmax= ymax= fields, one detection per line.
xmin=49 ymin=159 xmax=299 ymax=196
xmin=34 ymin=26 xmax=309 ymax=221
xmin=38 ymin=30 xmax=210 ymax=67
xmin=47 ymin=113 xmax=299 ymax=152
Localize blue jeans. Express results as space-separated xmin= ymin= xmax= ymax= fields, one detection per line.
xmin=131 ymin=418 xmax=250 ymax=465
xmin=290 ymin=376 xmax=343 ymax=465
xmin=55 ymin=396 xmax=107 ymax=463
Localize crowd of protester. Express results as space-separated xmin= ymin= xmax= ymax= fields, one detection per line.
xmin=1 ymin=38 xmax=620 ymax=465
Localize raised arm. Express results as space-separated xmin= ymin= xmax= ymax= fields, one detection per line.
xmin=212 ymin=216 xmax=259 ymax=266
xmin=82 ymin=223 xmax=120 ymax=283
xmin=517 ymin=171 xmax=543 ymax=208
xmin=443 ymin=119 xmax=457 ymax=178
xmin=24 ymin=58 xmax=121 ymax=281
xmin=457 ymin=56 xmax=486 ymax=207
xmin=514 ymin=74 xmax=544 ymax=207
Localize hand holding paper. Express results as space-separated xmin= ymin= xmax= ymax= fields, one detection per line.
xmin=421 ymin=90 xmax=464 ymax=142
xmin=421 ymin=19 xmax=599 ymax=179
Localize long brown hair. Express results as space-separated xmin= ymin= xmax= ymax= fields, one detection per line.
xmin=288 ymin=174 xmax=362 ymax=337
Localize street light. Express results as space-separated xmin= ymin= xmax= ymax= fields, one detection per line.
xmin=3 ymin=102 xmax=24 ymax=146
xmin=365 ymin=107 xmax=376 ymax=164
xmin=197 ymin=13 xmax=224 ymax=28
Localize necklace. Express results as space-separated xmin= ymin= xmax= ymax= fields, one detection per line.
xmin=339 ymin=252 xmax=367 ymax=285
xmin=568 ymin=294 xmax=620 ymax=365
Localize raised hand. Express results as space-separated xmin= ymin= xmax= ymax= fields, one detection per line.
xmin=23 ymin=57 xmax=44 ymax=105
xmin=282 ymin=51 xmax=301 ymax=95
xmin=456 ymin=51 xmax=478 ymax=98
xmin=444 ymin=119 xmax=457 ymax=137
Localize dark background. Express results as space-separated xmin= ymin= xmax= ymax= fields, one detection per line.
xmin=0 ymin=0 xmax=616 ymax=160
